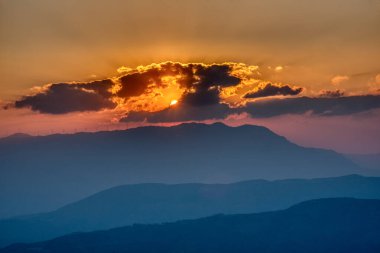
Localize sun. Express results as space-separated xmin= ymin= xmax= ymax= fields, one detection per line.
xmin=170 ymin=100 xmax=178 ymax=106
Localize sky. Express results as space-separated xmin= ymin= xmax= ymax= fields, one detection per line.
xmin=0 ymin=0 xmax=380 ymax=153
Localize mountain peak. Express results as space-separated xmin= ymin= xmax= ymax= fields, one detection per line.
xmin=0 ymin=121 xmax=361 ymax=220
xmin=4 ymin=133 xmax=31 ymax=139
xmin=0 ymin=133 xmax=33 ymax=143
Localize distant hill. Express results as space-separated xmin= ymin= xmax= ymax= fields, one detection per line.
xmin=2 ymin=133 xmax=32 ymax=140
xmin=0 ymin=123 xmax=361 ymax=218
xmin=2 ymin=198 xmax=380 ymax=253
xmin=1 ymin=174 xmax=380 ymax=247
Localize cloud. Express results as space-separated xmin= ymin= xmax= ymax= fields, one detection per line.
xmin=11 ymin=62 xmax=379 ymax=122
xmin=274 ymin=66 xmax=283 ymax=72
xmin=181 ymin=64 xmax=241 ymax=106
xmin=182 ymin=88 xmax=221 ymax=106
xmin=245 ymin=95 xmax=380 ymax=117
xmin=117 ymin=68 xmax=163 ymax=98
xmin=318 ymin=89 xmax=345 ymax=98
xmin=331 ymin=75 xmax=349 ymax=85
xmin=376 ymin=74 xmax=380 ymax=85
xmin=243 ymin=83 xmax=303 ymax=99
xmin=11 ymin=62 xmax=247 ymax=114
xmin=117 ymin=62 xmax=241 ymax=106
xmin=14 ymin=80 xmax=116 ymax=114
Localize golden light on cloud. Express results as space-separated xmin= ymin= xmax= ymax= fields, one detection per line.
xmin=11 ymin=61 xmax=304 ymax=118
xmin=116 ymin=66 xmax=133 ymax=74
xmin=331 ymin=75 xmax=349 ymax=86
xmin=220 ymin=79 xmax=261 ymax=107
xmin=275 ymin=66 xmax=283 ymax=72
xmin=119 ymin=71 xmax=185 ymax=113
xmin=375 ymin=74 xmax=380 ymax=85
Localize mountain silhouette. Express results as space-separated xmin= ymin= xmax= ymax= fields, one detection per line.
xmin=1 ymin=174 xmax=380 ymax=247
xmin=2 ymin=198 xmax=380 ymax=253
xmin=0 ymin=123 xmax=361 ymax=218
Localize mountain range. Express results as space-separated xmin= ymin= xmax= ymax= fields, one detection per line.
xmin=2 ymin=198 xmax=380 ymax=253
xmin=0 ymin=123 xmax=363 ymax=219
xmin=1 ymin=174 xmax=380 ymax=247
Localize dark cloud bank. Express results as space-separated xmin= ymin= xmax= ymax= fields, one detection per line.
xmin=243 ymin=83 xmax=303 ymax=99
xmin=319 ymin=89 xmax=345 ymax=98
xmin=13 ymin=62 xmax=241 ymax=113
xmin=9 ymin=62 xmax=380 ymax=122
xmin=14 ymin=80 xmax=115 ymax=114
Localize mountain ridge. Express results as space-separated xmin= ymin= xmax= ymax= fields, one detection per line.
xmin=1 ymin=174 xmax=380 ymax=247
xmin=2 ymin=198 xmax=380 ymax=253
xmin=0 ymin=123 xmax=361 ymax=219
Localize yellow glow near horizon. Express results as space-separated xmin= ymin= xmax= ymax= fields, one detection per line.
xmin=170 ymin=100 xmax=178 ymax=106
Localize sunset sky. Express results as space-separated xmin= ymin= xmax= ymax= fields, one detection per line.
xmin=1 ymin=0 xmax=380 ymax=153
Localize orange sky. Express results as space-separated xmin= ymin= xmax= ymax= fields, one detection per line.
xmin=1 ymin=0 xmax=380 ymax=153
xmin=1 ymin=0 xmax=379 ymax=98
